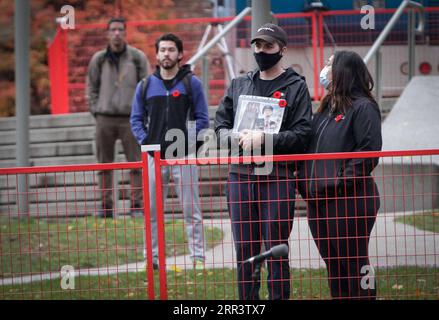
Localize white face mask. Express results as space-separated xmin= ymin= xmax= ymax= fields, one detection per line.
xmin=319 ymin=65 xmax=331 ymax=89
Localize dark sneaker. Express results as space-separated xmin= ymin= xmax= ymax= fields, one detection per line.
xmin=97 ymin=208 xmax=114 ymax=218
xmin=140 ymin=261 xmax=159 ymax=271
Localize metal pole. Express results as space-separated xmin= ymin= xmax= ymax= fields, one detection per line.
xmin=375 ymin=50 xmax=382 ymax=111
xmin=408 ymin=8 xmax=416 ymax=81
xmin=202 ymin=55 xmax=209 ymax=98
xmin=251 ymin=0 xmax=272 ymax=36
xmin=197 ymin=24 xmax=212 ymax=53
xmin=251 ymin=0 xmax=272 ymax=69
xmin=217 ymin=24 xmax=236 ymax=81
xmin=187 ymin=7 xmax=251 ymax=66
xmin=191 ymin=24 xmax=212 ymax=74
xmin=212 ymin=0 xmax=218 ymax=18
xmin=224 ymin=0 xmax=233 ymax=17
xmin=15 ymin=0 xmax=30 ymax=215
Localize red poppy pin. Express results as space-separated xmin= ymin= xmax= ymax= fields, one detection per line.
xmin=335 ymin=114 xmax=345 ymax=122
xmin=279 ymin=99 xmax=287 ymax=108
xmin=172 ymin=90 xmax=180 ymax=97
xmin=273 ymin=91 xmax=283 ymax=99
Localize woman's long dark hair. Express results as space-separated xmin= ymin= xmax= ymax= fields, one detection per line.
xmin=318 ymin=50 xmax=376 ymax=114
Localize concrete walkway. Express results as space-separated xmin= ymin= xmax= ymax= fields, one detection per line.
xmin=1 ymin=212 xmax=438 ymax=286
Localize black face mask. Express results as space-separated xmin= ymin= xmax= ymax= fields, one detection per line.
xmin=253 ymin=51 xmax=282 ymax=71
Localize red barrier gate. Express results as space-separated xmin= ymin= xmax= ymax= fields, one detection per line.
xmin=1 ymin=149 xmax=438 ymax=299
xmin=47 ymin=7 xmax=439 ymax=113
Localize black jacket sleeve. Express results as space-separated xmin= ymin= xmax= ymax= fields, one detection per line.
xmin=342 ymin=99 xmax=382 ymax=182
xmin=214 ymin=79 xmax=236 ymax=151
xmin=270 ymin=81 xmax=312 ymax=154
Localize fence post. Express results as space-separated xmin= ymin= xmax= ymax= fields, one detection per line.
xmin=140 ymin=145 xmax=159 ymax=300
xmin=375 ymin=50 xmax=382 ymax=110
xmin=408 ymin=8 xmax=416 ymax=81
xmin=318 ymin=12 xmax=325 ymax=100
xmin=48 ymin=27 xmax=69 ymax=114
xmin=152 ymin=148 xmax=168 ymax=300
xmin=202 ymin=55 xmax=209 ymax=98
xmin=311 ymin=12 xmax=319 ymax=101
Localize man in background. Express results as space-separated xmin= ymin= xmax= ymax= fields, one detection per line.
xmin=86 ymin=17 xmax=149 ymax=218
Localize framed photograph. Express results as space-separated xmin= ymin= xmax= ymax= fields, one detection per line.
xmin=232 ymin=95 xmax=285 ymax=134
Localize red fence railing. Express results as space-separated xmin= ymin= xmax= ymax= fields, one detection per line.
xmin=47 ymin=8 xmax=439 ymax=114
xmin=1 ymin=149 xmax=438 ymax=299
xmin=48 ymin=27 xmax=69 ymax=115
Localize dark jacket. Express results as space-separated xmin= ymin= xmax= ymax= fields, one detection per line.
xmin=214 ymin=68 xmax=312 ymax=177
xmin=298 ymin=96 xmax=382 ymax=199
xmin=130 ymin=64 xmax=209 ymax=158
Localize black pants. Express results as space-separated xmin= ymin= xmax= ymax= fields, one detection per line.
xmin=227 ymin=173 xmax=295 ymax=300
xmin=307 ymin=180 xmax=380 ymax=300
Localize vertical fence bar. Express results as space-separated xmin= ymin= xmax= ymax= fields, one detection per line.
xmin=375 ymin=50 xmax=382 ymax=109
xmin=408 ymin=8 xmax=416 ymax=81
xmin=153 ymin=149 xmax=168 ymax=300
xmin=202 ymin=56 xmax=209 ymax=99
xmin=15 ymin=0 xmax=30 ymax=216
xmin=48 ymin=30 xmax=58 ymax=114
xmin=318 ymin=12 xmax=325 ymax=100
xmin=311 ymin=12 xmax=319 ymax=101
xmin=59 ymin=28 xmax=70 ymax=114
xmin=140 ymin=146 xmax=157 ymax=300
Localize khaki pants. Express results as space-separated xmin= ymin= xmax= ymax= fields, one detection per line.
xmin=95 ymin=115 xmax=142 ymax=209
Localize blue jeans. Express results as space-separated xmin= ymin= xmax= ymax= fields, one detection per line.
xmin=227 ymin=173 xmax=295 ymax=300
xmin=145 ymin=155 xmax=205 ymax=263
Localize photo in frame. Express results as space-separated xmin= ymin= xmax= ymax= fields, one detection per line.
xmin=232 ymin=95 xmax=285 ymax=134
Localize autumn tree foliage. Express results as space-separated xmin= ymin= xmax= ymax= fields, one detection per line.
xmin=0 ymin=0 xmax=201 ymax=117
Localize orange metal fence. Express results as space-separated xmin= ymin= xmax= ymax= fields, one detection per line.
xmin=0 ymin=149 xmax=438 ymax=299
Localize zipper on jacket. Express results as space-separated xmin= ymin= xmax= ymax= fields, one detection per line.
xmin=309 ymin=116 xmax=331 ymax=195
xmin=165 ymin=90 xmax=169 ymax=132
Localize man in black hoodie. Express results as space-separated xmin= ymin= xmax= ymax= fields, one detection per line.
xmin=214 ymin=23 xmax=312 ymax=300
xmin=130 ymin=33 xmax=209 ymax=270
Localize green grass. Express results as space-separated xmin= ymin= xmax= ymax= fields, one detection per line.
xmin=395 ymin=211 xmax=439 ymax=233
xmin=1 ymin=266 xmax=438 ymax=300
xmin=1 ymin=215 xmax=438 ymax=300
xmin=0 ymin=216 xmax=223 ymax=278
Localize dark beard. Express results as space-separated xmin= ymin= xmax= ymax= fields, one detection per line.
xmin=160 ymin=59 xmax=178 ymax=70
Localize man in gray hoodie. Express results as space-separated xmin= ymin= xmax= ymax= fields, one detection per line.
xmin=86 ymin=17 xmax=149 ymax=218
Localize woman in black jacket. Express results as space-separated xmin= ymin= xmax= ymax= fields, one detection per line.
xmin=300 ymin=51 xmax=382 ymax=300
